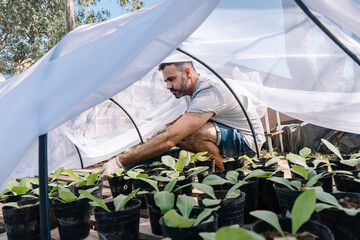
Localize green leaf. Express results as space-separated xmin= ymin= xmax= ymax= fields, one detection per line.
xmin=176 ymin=195 xmax=196 ymax=219
xmin=138 ymin=178 xmax=159 ymax=192
xmin=78 ymin=189 xmax=110 ymax=212
xmin=2 ymin=202 xmax=20 ymax=209
xmin=289 ymin=180 xmax=302 ymax=190
xmin=152 ymin=175 xmax=173 ymax=182
xmin=225 ymin=181 xmax=246 ymax=200
xmin=63 ymin=169 xmax=81 ymax=182
xmin=175 ymin=156 xmax=188 ymax=173
xmin=215 ymin=226 xmax=265 ymax=240
xmin=202 ymin=198 xmax=221 ymax=207
xmin=315 ymin=203 xmax=333 ymax=212
xmin=164 ymin=209 xmax=195 ymax=228
xmin=340 ymin=159 xmax=360 ymax=167
xmin=187 ymin=167 xmax=209 ymax=177
xmin=299 ymin=147 xmax=311 ymax=158
xmin=162 ymin=156 xmax=176 ymax=171
xmin=113 ymin=168 xmax=125 ymax=176
xmin=341 ymin=207 xmax=360 ymax=216
xmin=315 ymin=191 xmax=341 ymax=207
xmin=244 ymin=169 xmax=271 ymax=181
xmin=85 ymin=173 xmax=99 ymax=186
xmin=59 ymin=191 xmax=77 ymax=203
xmin=113 ymin=188 xmax=139 ymax=211
xmin=250 ymin=210 xmax=284 ymax=237
xmin=226 ymin=171 xmax=239 ymax=184
xmin=190 ymin=152 xmax=208 ymax=162
xmin=291 ymin=165 xmax=308 ymax=179
xmin=265 ymin=157 xmax=282 ymax=167
xmin=19 ymin=179 xmax=32 ymax=189
xmin=305 ymin=172 xmax=324 ymax=187
xmin=202 ymin=175 xmax=230 ymax=186
xmin=192 ymin=183 xmax=216 ymax=200
xmin=286 ymin=153 xmax=307 ymax=168
xmin=11 ymin=186 xmax=29 ymax=195
xmin=291 ymin=189 xmax=316 ymax=234
xmin=321 ymin=139 xmax=342 ymax=160
xmin=154 ymin=191 xmax=175 ymax=214
xmin=199 ymin=232 xmax=216 ymax=240
xmin=52 ymin=167 xmax=64 ymax=182
xmin=268 ymin=177 xmax=294 ymax=190
xmin=194 ymin=206 xmax=220 ymax=226
xmin=164 ymin=179 xmax=177 ymax=192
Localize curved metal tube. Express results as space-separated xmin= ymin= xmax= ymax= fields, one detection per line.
xmin=74 ymin=145 xmax=84 ymax=169
xmin=294 ymin=0 xmax=360 ymax=66
xmin=176 ymin=47 xmax=260 ymax=158
xmin=109 ymin=98 xmax=144 ymax=144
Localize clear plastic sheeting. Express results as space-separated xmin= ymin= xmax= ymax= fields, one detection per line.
xmin=1 ymin=0 xmax=360 ymax=190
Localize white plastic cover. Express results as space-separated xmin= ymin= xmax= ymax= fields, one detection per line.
xmin=1 ymin=0 xmax=360 ymax=190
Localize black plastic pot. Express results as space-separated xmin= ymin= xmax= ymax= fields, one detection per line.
xmin=274 ymin=181 xmax=322 ymax=217
xmin=195 ymin=159 xmax=215 ymax=183
xmin=317 ymin=192 xmax=360 ymax=240
xmin=144 ymin=187 xmax=179 ymax=235
xmin=252 ymin=218 xmax=334 ymax=240
xmin=94 ymin=199 xmax=141 ymax=240
xmin=176 ymin=175 xmax=193 ymax=196
xmin=107 ymin=175 xmax=132 ymax=198
xmin=159 ymin=208 xmax=218 ymax=240
xmin=2 ymin=199 xmax=40 ymax=240
xmin=257 ymin=170 xmax=283 ymax=213
xmin=223 ymin=157 xmax=244 ymax=171
xmin=330 ymin=155 xmax=358 ymax=171
xmin=198 ymin=191 xmax=246 ymax=227
xmin=53 ymin=198 xmax=91 ymax=240
xmin=340 ymin=171 xmax=360 ymax=193
xmin=132 ymin=178 xmax=154 ymax=209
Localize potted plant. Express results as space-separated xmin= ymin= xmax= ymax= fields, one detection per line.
xmin=267 ymin=166 xmax=326 ymax=216
xmin=159 ymin=194 xmax=219 ymax=240
xmin=51 ymin=184 xmax=98 ymax=240
xmin=0 ymin=178 xmax=34 ymax=203
xmin=79 ymin=188 xmax=141 ymax=240
xmin=195 ymin=180 xmax=246 ymax=227
xmin=2 ymin=197 xmax=40 ymax=240
xmin=194 ymin=156 xmax=215 ymax=183
xmin=223 ymin=157 xmax=244 ymax=171
xmin=315 ymin=189 xmax=360 ymax=240
xmin=251 ymin=189 xmax=334 ymax=239
xmin=105 ymin=167 xmax=133 ymax=198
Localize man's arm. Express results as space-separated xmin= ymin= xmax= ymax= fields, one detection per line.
xmin=119 ymin=112 xmax=214 ymax=167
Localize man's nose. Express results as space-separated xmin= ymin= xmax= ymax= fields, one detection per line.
xmin=166 ymin=81 xmax=172 ymax=89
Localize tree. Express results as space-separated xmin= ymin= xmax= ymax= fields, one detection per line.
xmin=0 ymin=0 xmax=143 ymax=74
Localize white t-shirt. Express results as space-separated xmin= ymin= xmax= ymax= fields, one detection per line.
xmin=187 ymin=76 xmax=266 ymax=152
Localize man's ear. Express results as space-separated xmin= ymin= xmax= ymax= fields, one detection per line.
xmin=184 ymin=67 xmax=191 ymax=76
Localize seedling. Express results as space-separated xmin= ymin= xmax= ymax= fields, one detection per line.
xmin=268 ymin=165 xmax=329 ymax=191
xmin=79 ymin=188 xmax=140 ymax=212
xmin=163 ymin=194 xmax=219 ymax=228
xmin=314 ymin=188 xmax=360 ymax=216
xmin=63 ymin=168 xmax=103 ymax=187
xmin=0 ymin=178 xmax=35 ymax=201
xmin=199 ymin=225 xmax=265 ymax=240
xmin=250 ymin=189 xmax=316 ymax=239
xmin=322 ymin=139 xmax=360 ymax=167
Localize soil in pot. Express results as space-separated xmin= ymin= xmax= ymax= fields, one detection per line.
xmin=318 ymin=192 xmax=360 ymax=240
xmin=107 ymin=175 xmax=132 ymax=198
xmin=340 ymin=170 xmax=360 ymax=193
xmin=2 ymin=199 xmax=40 ymax=240
xmin=198 ymin=190 xmax=246 ymax=227
xmin=53 ymin=198 xmax=91 ymax=240
xmin=252 ymin=218 xmax=334 ymax=240
xmin=159 ymin=208 xmax=218 ymax=240
xmin=94 ymin=199 xmax=141 ymax=240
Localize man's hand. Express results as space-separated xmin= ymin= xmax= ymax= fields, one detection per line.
xmin=100 ymin=156 xmax=123 ymax=179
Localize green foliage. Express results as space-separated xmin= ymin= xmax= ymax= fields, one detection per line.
xmin=0 ymin=178 xmax=36 ymax=200
xmin=250 ymin=189 xmax=316 ymax=237
xmin=200 ymin=225 xmax=265 ymax=240
xmin=321 ymin=139 xmax=360 ymax=167
xmin=0 ymin=0 xmax=143 ymax=74
xmin=63 ymin=168 xmax=102 ymax=186
xmin=163 ymin=194 xmax=219 ymax=228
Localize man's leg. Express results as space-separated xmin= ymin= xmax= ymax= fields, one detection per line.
xmin=176 ymin=122 xmax=225 ymax=170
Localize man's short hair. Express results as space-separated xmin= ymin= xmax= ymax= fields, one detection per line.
xmin=158 ymin=61 xmax=195 ymax=72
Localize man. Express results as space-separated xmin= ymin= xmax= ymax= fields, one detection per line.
xmin=103 ymin=61 xmax=265 ymax=174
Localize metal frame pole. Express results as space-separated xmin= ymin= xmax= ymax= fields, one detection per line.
xmin=39 ymin=134 xmax=50 ymax=239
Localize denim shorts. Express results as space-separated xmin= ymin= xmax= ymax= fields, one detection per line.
xmin=213 ymin=121 xmax=255 ymax=158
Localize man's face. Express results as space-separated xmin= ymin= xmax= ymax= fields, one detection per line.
xmin=162 ymin=64 xmax=189 ymax=99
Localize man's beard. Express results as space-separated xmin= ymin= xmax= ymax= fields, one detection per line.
xmin=170 ymin=88 xmax=186 ymax=98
